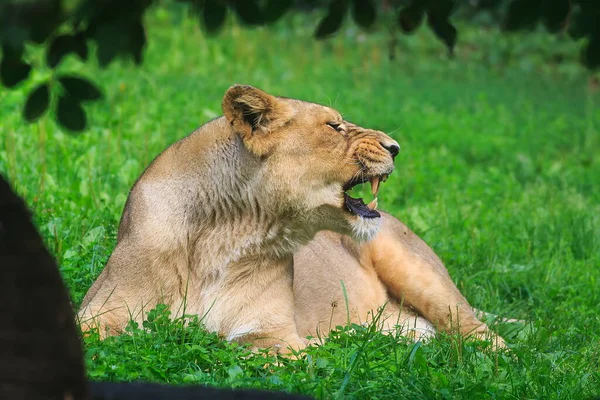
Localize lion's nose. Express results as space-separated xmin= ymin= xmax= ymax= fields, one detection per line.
xmin=381 ymin=140 xmax=400 ymax=159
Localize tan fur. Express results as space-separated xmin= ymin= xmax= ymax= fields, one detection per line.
xmin=294 ymin=213 xmax=505 ymax=348
xmin=78 ymin=85 xmax=505 ymax=352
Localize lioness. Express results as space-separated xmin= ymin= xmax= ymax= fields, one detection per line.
xmin=79 ymin=85 xmax=506 ymax=352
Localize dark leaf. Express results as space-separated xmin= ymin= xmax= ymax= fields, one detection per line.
xmin=263 ymin=0 xmax=293 ymax=23
xmin=23 ymin=83 xmax=50 ymax=122
xmin=0 ymin=16 xmax=28 ymax=50
xmin=47 ymin=35 xmax=70 ymax=68
xmin=46 ymin=34 xmax=88 ymax=68
xmin=0 ymin=45 xmax=22 ymax=60
xmin=315 ymin=0 xmax=347 ymax=39
xmin=398 ymin=5 xmax=425 ymax=34
xmin=73 ymin=32 xmax=89 ymax=60
xmin=97 ymin=41 xmax=119 ymax=68
xmin=504 ymin=0 xmax=542 ymax=31
xmin=28 ymin=0 xmax=63 ymax=44
xmin=427 ymin=0 xmax=454 ymax=19
xmin=202 ymin=1 xmax=228 ymax=34
xmin=568 ymin=2 xmax=599 ymax=40
xmin=567 ymin=9 xmax=590 ymax=40
xmin=542 ymin=0 xmax=570 ymax=33
xmin=231 ymin=0 xmax=264 ymax=26
xmin=56 ymin=95 xmax=86 ymax=132
xmin=351 ymin=0 xmax=376 ymax=29
xmin=427 ymin=14 xmax=457 ymax=55
xmin=95 ymin=22 xmax=122 ymax=68
xmin=83 ymin=21 xmax=98 ymax=40
xmin=582 ymin=36 xmax=600 ymax=70
xmin=0 ymin=48 xmax=32 ymax=88
xmin=301 ymin=0 xmax=321 ymax=7
xmin=129 ymin=21 xmax=146 ymax=64
xmin=72 ymin=0 xmax=95 ymax=29
xmin=474 ymin=0 xmax=501 ymax=11
xmin=30 ymin=22 xmax=58 ymax=44
xmin=90 ymin=13 xmax=146 ymax=67
xmin=59 ymin=76 xmax=102 ymax=102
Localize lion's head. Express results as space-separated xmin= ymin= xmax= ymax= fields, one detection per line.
xmin=222 ymin=85 xmax=399 ymax=242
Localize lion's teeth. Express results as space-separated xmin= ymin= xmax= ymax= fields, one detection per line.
xmin=367 ymin=198 xmax=378 ymax=210
xmin=370 ymin=177 xmax=380 ymax=196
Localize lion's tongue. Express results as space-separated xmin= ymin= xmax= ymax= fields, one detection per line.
xmin=344 ymin=194 xmax=380 ymax=219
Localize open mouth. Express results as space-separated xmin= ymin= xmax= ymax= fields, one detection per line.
xmin=343 ymin=174 xmax=389 ymax=219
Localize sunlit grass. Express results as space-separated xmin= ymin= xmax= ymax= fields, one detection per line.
xmin=1 ymin=5 xmax=599 ymax=399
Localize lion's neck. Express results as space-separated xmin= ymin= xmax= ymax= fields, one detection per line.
xmin=188 ymin=135 xmax=313 ymax=273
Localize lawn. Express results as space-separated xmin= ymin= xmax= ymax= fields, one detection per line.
xmin=1 ymin=6 xmax=599 ymax=399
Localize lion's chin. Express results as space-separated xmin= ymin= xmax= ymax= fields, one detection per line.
xmin=349 ymin=215 xmax=382 ymax=243
xmin=308 ymin=205 xmax=381 ymax=243
xmin=324 ymin=212 xmax=382 ymax=243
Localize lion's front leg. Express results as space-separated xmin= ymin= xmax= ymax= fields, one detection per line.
xmin=216 ymin=256 xmax=306 ymax=355
xmin=247 ymin=330 xmax=308 ymax=357
xmin=367 ymin=213 xmax=506 ymax=349
xmin=78 ymin=241 xmax=185 ymax=338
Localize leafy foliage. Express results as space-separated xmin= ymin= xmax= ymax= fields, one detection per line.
xmin=352 ymin=0 xmax=377 ymax=30
xmin=200 ymin=1 xmax=228 ymax=34
xmin=46 ymin=33 xmax=89 ymax=68
xmin=0 ymin=0 xmax=599 ymax=132
xmin=59 ymin=76 xmax=103 ymax=102
xmin=315 ymin=0 xmax=348 ymax=38
xmin=0 ymin=46 xmax=32 ymax=88
xmin=23 ymin=83 xmax=50 ymax=122
xmin=398 ymin=3 xmax=425 ymax=34
xmin=56 ymin=94 xmax=87 ymax=133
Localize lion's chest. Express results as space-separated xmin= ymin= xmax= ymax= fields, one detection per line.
xmin=182 ymin=222 xmax=299 ymax=337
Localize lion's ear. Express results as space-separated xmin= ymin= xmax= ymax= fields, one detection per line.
xmin=222 ymin=85 xmax=293 ymax=142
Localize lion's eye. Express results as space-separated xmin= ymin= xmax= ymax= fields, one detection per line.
xmin=327 ymin=122 xmax=344 ymax=133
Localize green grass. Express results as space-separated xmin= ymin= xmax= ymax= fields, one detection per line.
xmin=1 ymin=6 xmax=599 ymax=399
